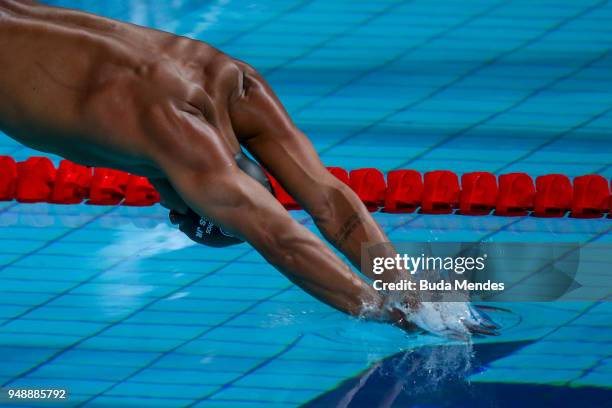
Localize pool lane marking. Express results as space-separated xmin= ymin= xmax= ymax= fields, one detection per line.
xmin=569 ymin=294 xmax=612 ymax=385
xmin=487 ymin=291 xmax=612 ymax=387
xmin=492 ymin=224 xmax=612 ymax=299
xmin=310 ymin=0 xmax=611 ymax=160
xmin=74 ymin=285 xmax=297 ymax=407
xmin=373 ymin=98 xmax=612 ymax=249
xmin=185 ymin=335 xmax=304 ymax=406
xmin=0 ymin=210 xmax=313 ymax=326
xmin=491 ymin=103 xmax=612 ymax=175
xmin=1 ymin=214 xmax=314 ymax=394
xmin=0 ymin=241 xmax=256 ymax=385
xmin=0 ymin=206 xmax=123 ymax=328
xmin=391 ymin=30 xmax=612 ymax=171
xmin=0 ymin=208 xmax=150 ymax=327
xmin=2 ymin=213 xmax=605 ymax=399
xmin=260 ymin=0 xmax=413 ymax=78
xmin=0 ymin=205 xmax=120 ymax=274
xmin=179 ymin=0 xmax=316 ymax=46
xmin=281 ymin=0 xmax=511 ymax=118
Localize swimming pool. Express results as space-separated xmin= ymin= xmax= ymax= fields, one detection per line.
xmin=0 ymin=0 xmax=611 ymax=407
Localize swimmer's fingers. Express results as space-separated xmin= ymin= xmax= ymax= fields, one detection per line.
xmin=464 ymin=306 xmax=500 ymax=336
xmin=391 ymin=315 xmax=421 ymax=334
xmin=464 ymin=322 xmax=500 ymax=336
xmin=466 ymin=305 xmax=500 ymax=330
xmin=441 ymin=329 xmax=470 ymax=341
xmin=475 ymin=308 xmax=501 ymax=330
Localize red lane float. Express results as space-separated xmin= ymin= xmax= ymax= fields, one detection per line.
xmin=1 ymin=156 xmax=610 ymax=219
xmin=50 ymin=160 xmax=92 ymax=204
xmin=124 ymin=175 xmax=161 ymax=206
xmin=495 ymin=173 xmax=535 ymax=216
xmin=534 ymin=174 xmax=572 ymax=218
xmin=384 ymin=170 xmax=422 ymax=213
xmin=327 ymin=167 xmax=349 ymax=185
xmin=349 ymin=168 xmax=385 ymax=212
xmin=87 ymin=168 xmax=130 ymax=205
xmin=421 ymin=170 xmax=460 ymax=214
xmin=0 ymin=156 xmax=17 ymax=201
xmin=459 ymin=172 xmax=498 ymax=216
xmin=571 ymin=175 xmax=610 ymax=218
xmin=16 ymin=157 xmax=56 ymax=203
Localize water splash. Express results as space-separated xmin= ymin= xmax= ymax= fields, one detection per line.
xmin=183 ymin=0 xmax=231 ymax=38
xmin=385 ymin=343 xmax=475 ymax=402
xmin=332 ymin=342 xmax=475 ymax=408
xmin=94 ymin=223 xmax=196 ymax=310
xmin=98 ymin=222 xmax=196 ymax=264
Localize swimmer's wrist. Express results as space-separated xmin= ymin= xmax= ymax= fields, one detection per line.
xmin=384 ymin=304 xmax=421 ymax=333
xmin=378 ymin=292 xmax=422 ymax=322
xmin=359 ymin=296 xmax=402 ymax=323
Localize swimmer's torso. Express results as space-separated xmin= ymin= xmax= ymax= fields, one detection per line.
xmin=0 ymin=0 xmax=241 ymax=177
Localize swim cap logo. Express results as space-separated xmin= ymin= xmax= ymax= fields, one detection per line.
xmin=196 ymin=216 xmax=235 ymax=238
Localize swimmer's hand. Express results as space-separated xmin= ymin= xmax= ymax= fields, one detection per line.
xmin=390 ymin=301 xmax=500 ymax=340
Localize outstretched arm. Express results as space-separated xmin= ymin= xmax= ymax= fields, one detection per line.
xmin=229 ymin=61 xmax=406 ymax=284
xmin=227 ymin=61 xmax=499 ymax=337
xmin=153 ymin=111 xmax=394 ymax=321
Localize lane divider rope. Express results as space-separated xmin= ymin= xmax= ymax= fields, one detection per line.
xmin=1 ymin=156 xmax=611 ymax=219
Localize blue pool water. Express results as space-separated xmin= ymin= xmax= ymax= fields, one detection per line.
xmin=1 ymin=0 xmax=611 ymax=407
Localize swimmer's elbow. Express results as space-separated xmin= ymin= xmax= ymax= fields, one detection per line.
xmin=251 ymin=218 xmax=307 ymax=270
xmin=309 ymin=180 xmax=356 ymax=225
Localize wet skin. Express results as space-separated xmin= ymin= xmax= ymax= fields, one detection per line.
xmin=0 ymin=1 xmax=497 ymax=336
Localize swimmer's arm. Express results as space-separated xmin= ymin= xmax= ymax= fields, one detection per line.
xmin=159 ymin=147 xmax=392 ymax=320
xmin=231 ymin=62 xmax=404 ymax=284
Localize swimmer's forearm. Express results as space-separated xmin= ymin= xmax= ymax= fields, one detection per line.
xmin=218 ymin=205 xmax=386 ymax=317
xmin=315 ymin=181 xmax=405 ymax=283
xmin=265 ymin=226 xmax=387 ymax=317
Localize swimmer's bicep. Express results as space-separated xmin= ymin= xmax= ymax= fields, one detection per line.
xmin=243 ymin=128 xmax=345 ymax=214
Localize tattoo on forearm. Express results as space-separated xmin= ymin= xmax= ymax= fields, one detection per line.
xmin=334 ymin=213 xmax=363 ymax=248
